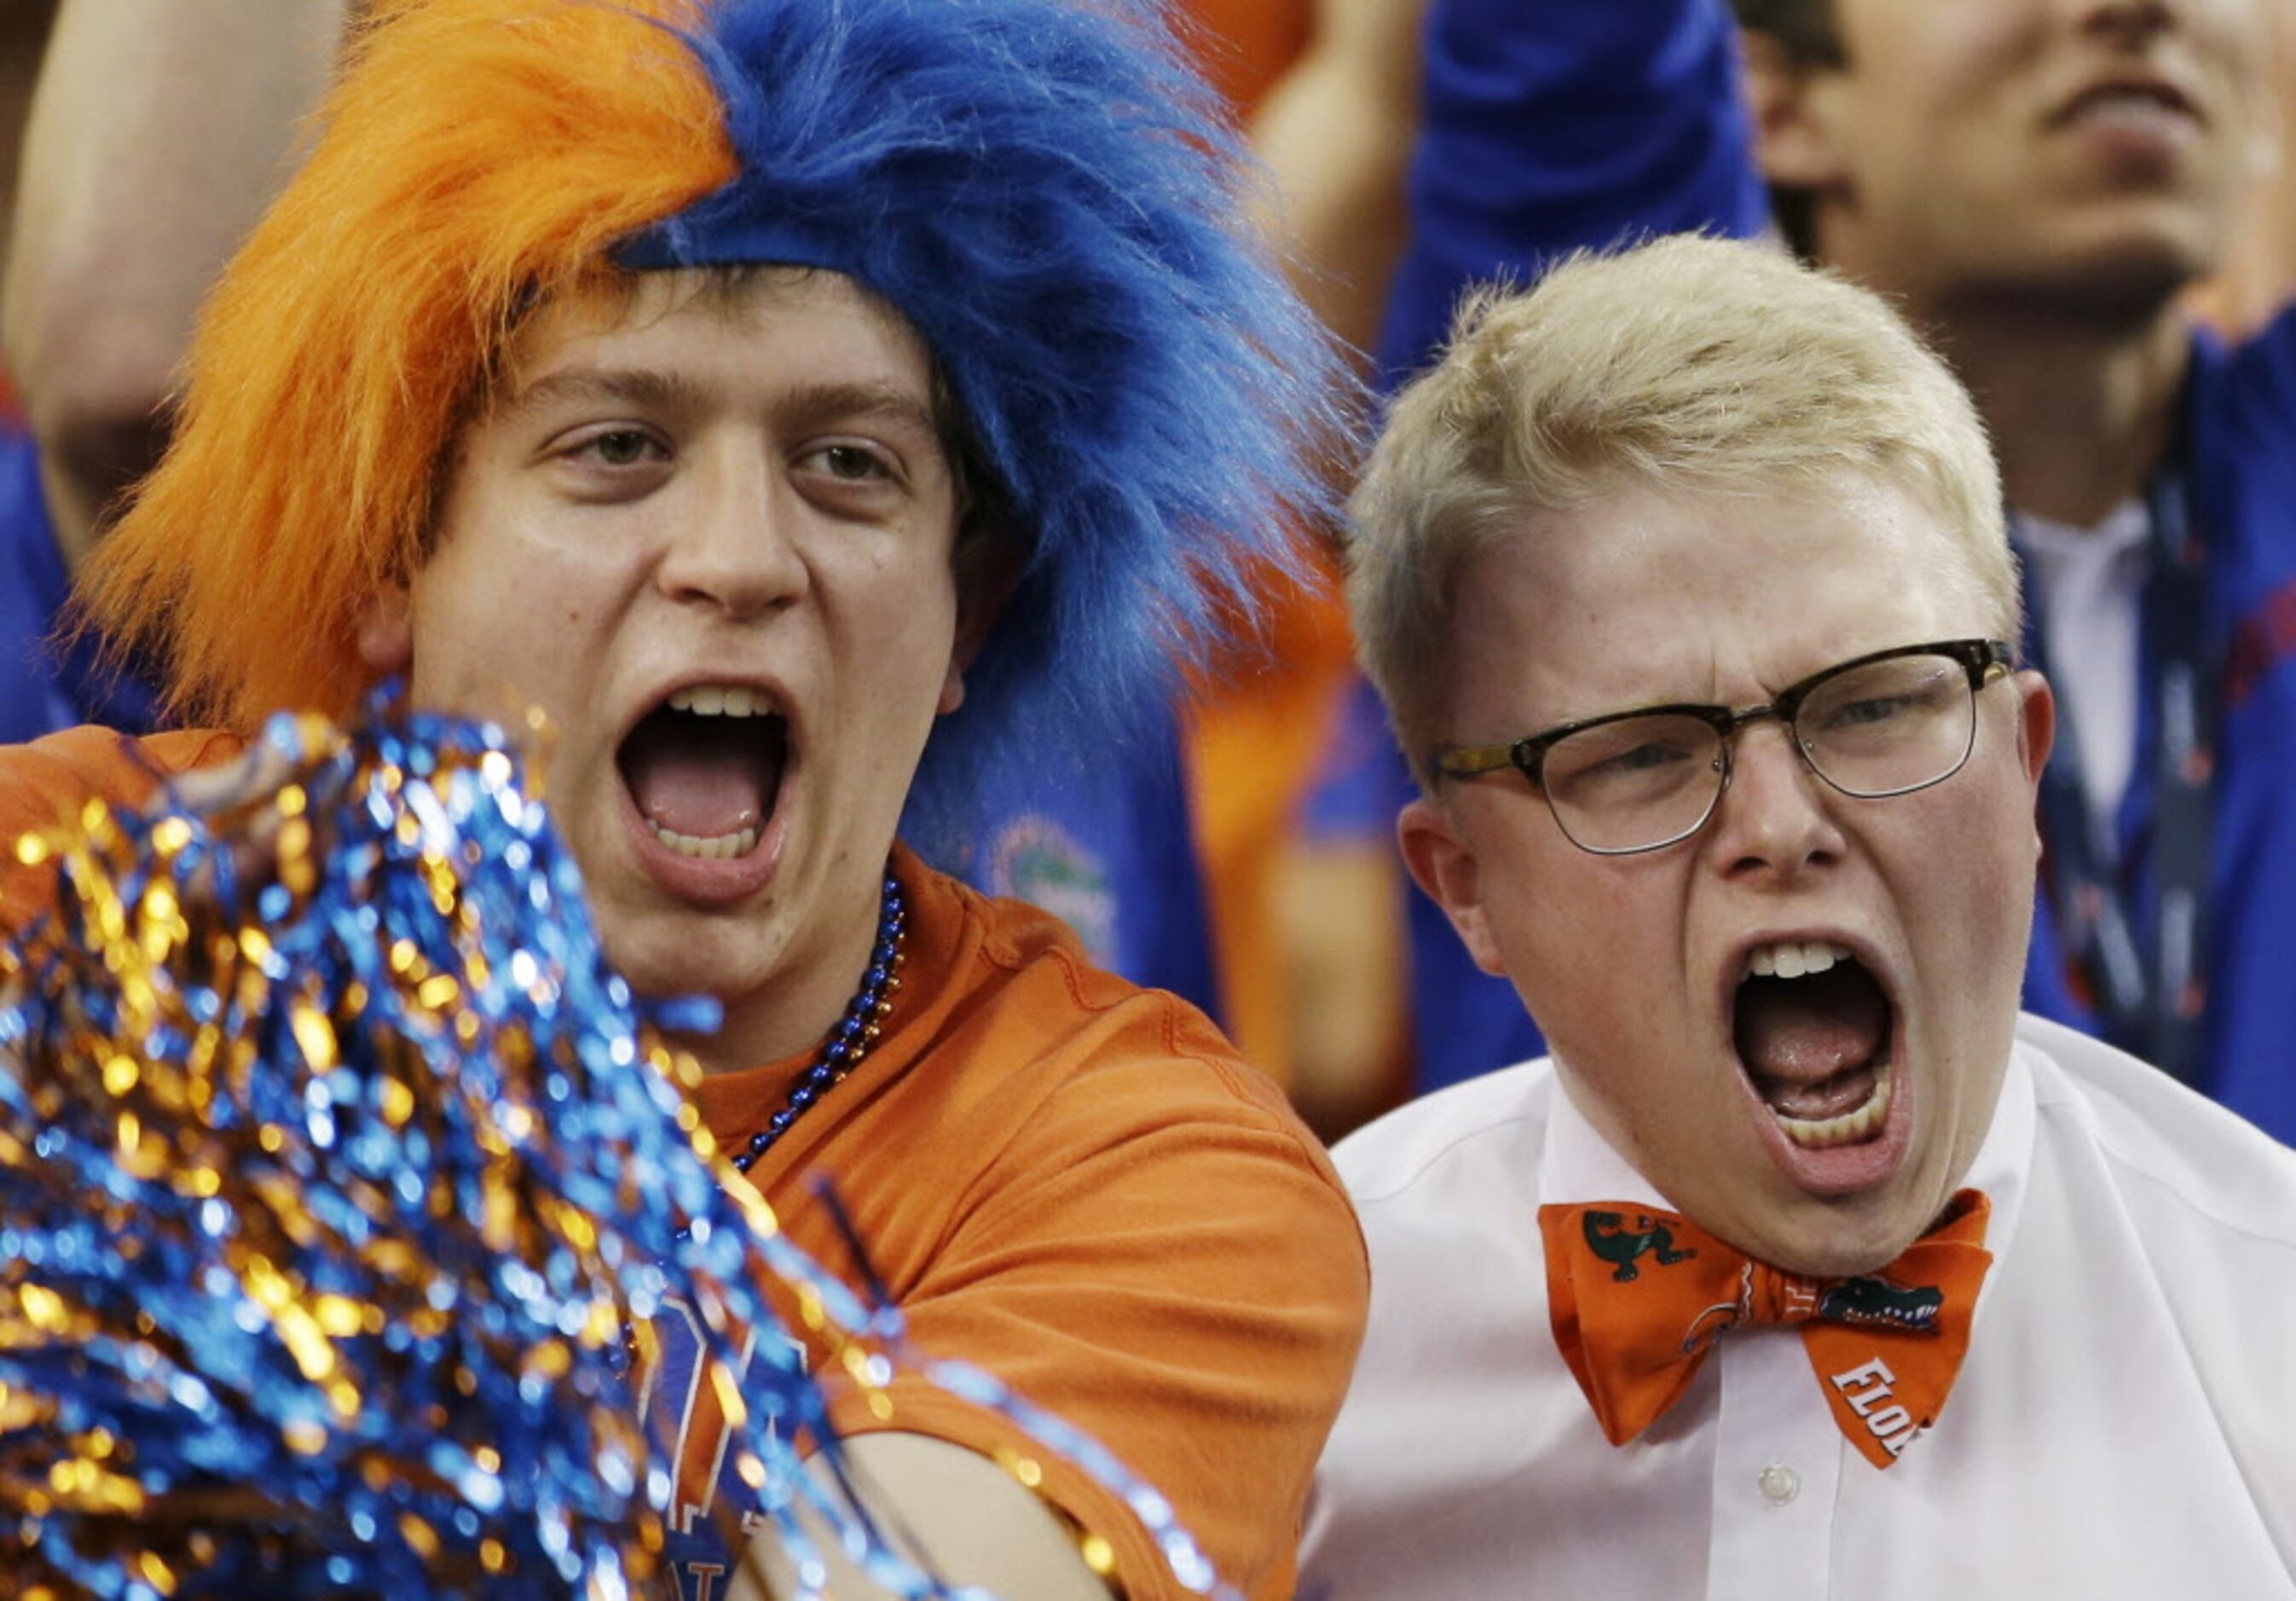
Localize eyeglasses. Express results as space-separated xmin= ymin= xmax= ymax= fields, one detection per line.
xmin=1431 ymin=639 xmax=2016 ymax=856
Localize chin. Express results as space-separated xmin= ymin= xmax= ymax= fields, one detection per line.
xmin=2013 ymin=223 xmax=2223 ymax=318
xmin=593 ymin=895 xmax=743 ymax=996
xmin=1764 ymin=1176 xmax=1952 ymax=1280
xmin=1768 ymin=1218 xmax=1924 ymax=1280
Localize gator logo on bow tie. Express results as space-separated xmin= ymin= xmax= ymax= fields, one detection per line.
xmin=1582 ymin=1211 xmax=1698 ymax=1281
xmin=1817 ymin=1275 xmax=1944 ymax=1333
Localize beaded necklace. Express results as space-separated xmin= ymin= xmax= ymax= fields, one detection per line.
xmin=726 ymin=868 xmax=908 ymax=1175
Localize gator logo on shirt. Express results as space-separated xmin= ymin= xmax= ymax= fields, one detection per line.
xmin=987 ymin=814 xmax=1116 ymax=965
xmin=1582 ymin=1211 xmax=1697 ymax=1282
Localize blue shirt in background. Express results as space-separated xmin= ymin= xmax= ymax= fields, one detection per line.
xmin=0 ymin=425 xmax=157 ymax=742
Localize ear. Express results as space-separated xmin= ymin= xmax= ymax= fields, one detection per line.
xmin=1397 ymin=794 xmax=1509 ymax=978
xmin=940 ymin=531 xmax=1018 ymax=717
xmin=2011 ymin=667 xmax=2056 ymax=790
xmin=2009 ymin=667 xmax=2057 ymax=860
xmin=356 ymin=583 xmax=415 ymax=678
xmin=1738 ymin=29 xmax=1854 ymax=192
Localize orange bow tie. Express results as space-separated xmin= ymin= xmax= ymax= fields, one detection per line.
xmin=1538 ymin=1190 xmax=1992 ymax=1469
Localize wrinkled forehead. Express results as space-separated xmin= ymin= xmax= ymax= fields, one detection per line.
xmin=472 ymin=264 xmax=966 ymax=462
xmin=1447 ymin=473 xmax=2004 ymax=712
xmin=1512 ymin=471 xmax=1991 ymax=606
xmin=491 ymin=265 xmax=922 ymax=390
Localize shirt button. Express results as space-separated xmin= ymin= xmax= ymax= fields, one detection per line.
xmin=1758 ymin=1465 xmax=1801 ymax=1506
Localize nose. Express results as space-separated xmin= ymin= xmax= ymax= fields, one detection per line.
xmin=653 ymin=447 xmax=808 ymax=619
xmin=1705 ymin=718 xmax=1847 ymax=881
xmin=2068 ymin=0 xmax=2174 ymax=48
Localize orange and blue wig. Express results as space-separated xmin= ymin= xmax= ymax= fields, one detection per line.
xmin=80 ymin=0 xmax=1343 ymax=829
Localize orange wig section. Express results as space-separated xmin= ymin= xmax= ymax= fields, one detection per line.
xmin=78 ymin=0 xmax=737 ymax=731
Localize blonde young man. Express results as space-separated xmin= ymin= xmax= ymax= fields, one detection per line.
xmin=1388 ymin=0 xmax=2296 ymax=1131
xmin=0 ymin=1 xmax=1368 ymax=1596
xmin=1300 ymin=236 xmax=2296 ymax=1597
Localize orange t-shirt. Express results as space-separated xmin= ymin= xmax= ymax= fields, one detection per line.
xmin=685 ymin=842 xmax=1367 ymax=1598
xmin=0 ymin=731 xmax=1368 ymax=1598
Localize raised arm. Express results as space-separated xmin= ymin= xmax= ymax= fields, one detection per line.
xmin=1247 ymin=0 xmax=1432 ymax=361
xmin=737 ymin=1436 xmax=1116 ymax=1599
xmin=1377 ymin=0 xmax=1770 ymax=382
xmin=1 ymin=0 xmax=347 ymax=569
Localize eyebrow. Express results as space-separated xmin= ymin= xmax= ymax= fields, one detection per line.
xmin=497 ymin=367 xmax=708 ymax=417
xmin=498 ymin=369 xmax=943 ymax=444
xmin=782 ymin=380 xmax=944 ymax=445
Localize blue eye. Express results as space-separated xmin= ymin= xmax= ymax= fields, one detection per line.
xmin=1542 ymin=715 xmax=1715 ymax=809
xmin=1830 ymin=695 xmax=1914 ymax=728
xmin=1596 ymin=742 xmax=1695 ymax=775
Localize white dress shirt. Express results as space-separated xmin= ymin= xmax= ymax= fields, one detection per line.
xmin=2015 ymin=499 xmax=2149 ymax=847
xmin=1301 ymin=1015 xmax=2296 ymax=1598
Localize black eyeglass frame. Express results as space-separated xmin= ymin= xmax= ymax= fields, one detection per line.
xmin=1429 ymin=638 xmax=2019 ymax=855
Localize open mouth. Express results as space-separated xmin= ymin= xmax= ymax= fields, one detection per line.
xmin=2054 ymin=78 xmax=2202 ymax=134
xmin=1732 ymin=940 xmax=1895 ymax=1151
xmin=616 ymin=685 xmax=787 ymax=860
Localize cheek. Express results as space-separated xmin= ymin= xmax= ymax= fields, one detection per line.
xmin=1493 ymin=854 xmax=1689 ymax=1038
xmin=2220 ymin=49 xmax=2283 ymax=165
xmin=1893 ymin=780 xmax=2038 ymax=976
xmin=2206 ymin=0 xmax=2279 ymax=55
xmin=1857 ymin=8 xmax=2031 ymax=137
xmin=407 ymin=549 xmax=593 ymax=718
xmin=865 ymin=558 xmax=963 ymax=673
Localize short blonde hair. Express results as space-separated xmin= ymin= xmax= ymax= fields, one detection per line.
xmin=1348 ymin=234 xmax=2016 ymax=784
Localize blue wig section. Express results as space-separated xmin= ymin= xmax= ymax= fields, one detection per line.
xmin=621 ymin=0 xmax=1348 ymax=850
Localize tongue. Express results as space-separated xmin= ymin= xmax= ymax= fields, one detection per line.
xmin=1733 ymin=963 xmax=1889 ymax=1113
xmin=620 ymin=714 xmax=781 ymax=840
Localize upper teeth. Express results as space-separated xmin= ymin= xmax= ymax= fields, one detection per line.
xmin=2077 ymin=87 xmax=2182 ymax=118
xmin=668 ymin=685 xmax=769 ymax=717
xmin=1746 ymin=939 xmax=1849 ymax=980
